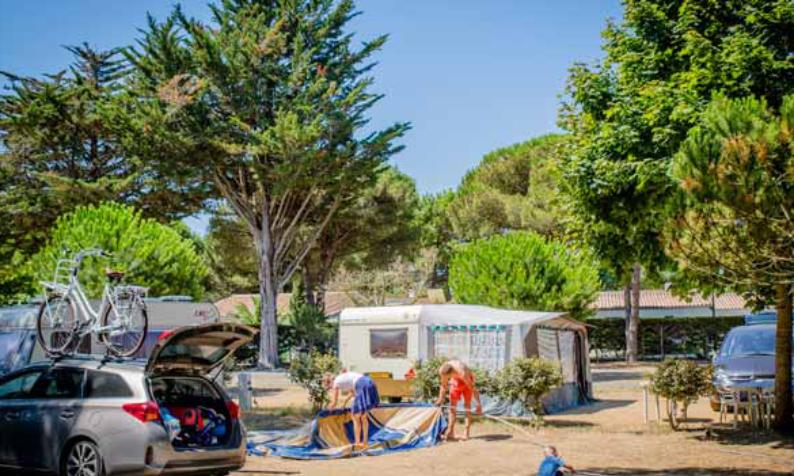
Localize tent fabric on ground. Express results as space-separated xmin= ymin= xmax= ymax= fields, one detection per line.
xmin=247 ymin=403 xmax=447 ymax=459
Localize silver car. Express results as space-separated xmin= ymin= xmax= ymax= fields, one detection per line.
xmin=0 ymin=322 xmax=256 ymax=475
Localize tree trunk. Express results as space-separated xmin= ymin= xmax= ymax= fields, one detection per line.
xmin=773 ymin=283 xmax=793 ymax=431
xmin=624 ymin=283 xmax=631 ymax=361
xmin=302 ymin=268 xmax=316 ymax=307
xmin=626 ymin=263 xmax=641 ymax=363
xmin=257 ymin=218 xmax=280 ymax=370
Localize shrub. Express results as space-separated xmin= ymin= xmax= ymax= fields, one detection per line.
xmin=288 ymin=350 xmax=342 ymax=411
xmin=31 ymin=202 xmax=207 ymax=299
xmin=449 ymin=231 xmax=600 ymax=319
xmin=412 ymin=356 xmax=448 ymax=401
xmin=650 ymin=359 xmax=713 ymax=429
xmin=494 ymin=357 xmax=562 ymax=415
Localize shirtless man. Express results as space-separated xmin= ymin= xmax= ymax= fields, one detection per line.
xmin=434 ymin=360 xmax=482 ymax=440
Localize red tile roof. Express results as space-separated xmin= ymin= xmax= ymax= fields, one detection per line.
xmin=591 ymin=289 xmax=746 ymax=310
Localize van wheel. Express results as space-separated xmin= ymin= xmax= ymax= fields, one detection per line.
xmin=62 ymin=440 xmax=104 ymax=476
xmin=387 ymin=397 xmax=403 ymax=403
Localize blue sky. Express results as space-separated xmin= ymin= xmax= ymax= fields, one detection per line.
xmin=0 ymin=0 xmax=622 ymax=233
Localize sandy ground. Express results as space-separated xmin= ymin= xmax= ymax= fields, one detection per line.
xmin=233 ymin=364 xmax=794 ymax=476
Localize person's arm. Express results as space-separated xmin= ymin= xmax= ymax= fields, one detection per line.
xmin=560 ymin=458 xmax=574 ymax=473
xmin=435 ymin=374 xmax=448 ymax=406
xmin=467 ymin=371 xmax=482 ymax=414
xmin=328 ymin=387 xmax=340 ymax=409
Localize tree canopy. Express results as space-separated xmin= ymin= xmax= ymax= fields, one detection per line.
xmin=449 ymin=231 xmax=600 ymax=319
xmin=447 ymin=134 xmax=569 ymax=240
xmin=127 ymin=0 xmax=408 ymax=367
xmin=560 ymin=0 xmax=794 ymax=281
xmin=31 ymin=202 xmax=208 ymax=299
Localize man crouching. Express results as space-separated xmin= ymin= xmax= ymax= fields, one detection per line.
xmin=434 ymin=360 xmax=482 ymax=440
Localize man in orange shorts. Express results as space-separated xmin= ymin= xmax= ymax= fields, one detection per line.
xmin=435 ymin=360 xmax=482 ymax=440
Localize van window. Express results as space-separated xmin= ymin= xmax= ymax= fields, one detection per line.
xmin=0 ymin=369 xmax=44 ymax=399
xmin=30 ymin=368 xmax=85 ymax=399
xmin=86 ymin=371 xmax=133 ymax=398
xmin=370 ymin=328 xmax=408 ymax=358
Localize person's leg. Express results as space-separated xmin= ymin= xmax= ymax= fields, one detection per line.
xmin=447 ymin=406 xmax=458 ymax=440
xmin=463 ymin=389 xmax=473 ymax=440
xmin=361 ymin=412 xmax=370 ymax=448
xmin=352 ymin=412 xmax=362 ymax=448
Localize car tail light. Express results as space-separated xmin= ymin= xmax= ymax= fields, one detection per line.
xmin=157 ymin=329 xmax=174 ymax=342
xmin=226 ymin=400 xmax=240 ymax=420
xmin=123 ymin=402 xmax=161 ymax=423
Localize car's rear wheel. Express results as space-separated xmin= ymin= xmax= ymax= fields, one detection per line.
xmin=62 ymin=440 xmax=104 ymax=476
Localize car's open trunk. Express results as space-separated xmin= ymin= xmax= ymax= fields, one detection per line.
xmin=149 ymin=375 xmax=233 ymax=450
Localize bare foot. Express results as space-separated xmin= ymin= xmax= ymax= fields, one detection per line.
xmin=445 ymin=434 xmax=458 ymax=442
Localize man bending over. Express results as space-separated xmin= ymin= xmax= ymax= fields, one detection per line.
xmin=434 ymin=360 xmax=482 ymax=440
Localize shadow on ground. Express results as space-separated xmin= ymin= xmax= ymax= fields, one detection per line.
xmin=579 ymin=468 xmax=793 ymax=476
xmin=592 ymin=371 xmax=648 ymax=382
xmin=549 ymin=398 xmax=634 ymax=416
xmin=243 ymin=407 xmax=314 ymax=431
xmin=694 ymin=426 xmax=794 ymax=450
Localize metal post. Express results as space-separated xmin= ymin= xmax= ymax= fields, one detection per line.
xmin=239 ymin=372 xmax=253 ymax=411
xmin=642 ymin=385 xmax=649 ymax=423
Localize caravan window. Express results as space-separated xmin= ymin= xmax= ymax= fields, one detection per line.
xmin=370 ymin=328 xmax=408 ymax=358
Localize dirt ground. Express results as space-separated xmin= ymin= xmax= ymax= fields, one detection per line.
xmin=233 ymin=364 xmax=794 ymax=476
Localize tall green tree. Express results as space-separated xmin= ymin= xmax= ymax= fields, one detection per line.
xmin=128 ymin=0 xmax=408 ymax=368
xmin=447 ymin=134 xmax=569 ymax=240
xmin=668 ymin=95 xmax=794 ymax=430
xmin=560 ymin=0 xmax=794 ymax=362
xmin=415 ymin=190 xmax=457 ymax=291
xmin=449 ymin=231 xmax=600 ymax=320
xmin=0 ymin=44 xmax=209 ymax=303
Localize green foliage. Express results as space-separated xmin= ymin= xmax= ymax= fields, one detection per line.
xmin=288 ymin=350 xmax=342 ymax=411
xmin=233 ymin=296 xmax=261 ymax=327
xmin=305 ymin=166 xmax=420 ymax=292
xmin=495 ymin=357 xmax=563 ymax=415
xmin=204 ymin=207 xmax=259 ymax=298
xmin=0 ymin=45 xmax=208 ymax=304
xmin=668 ymin=95 xmax=794 ymax=294
xmin=586 ymin=316 xmax=744 ymax=360
xmin=559 ymin=0 xmax=794 ymax=283
xmin=30 ymin=202 xmax=208 ymax=299
xmin=449 ymin=231 xmax=600 ymax=319
xmin=414 ymin=191 xmax=457 ymax=289
xmin=650 ymin=359 xmax=713 ymax=429
xmin=283 ymin=282 xmax=335 ymax=353
xmin=447 ymin=134 xmax=569 ymax=240
xmin=411 ymin=356 xmax=448 ymax=401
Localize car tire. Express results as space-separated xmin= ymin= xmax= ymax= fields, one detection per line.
xmin=61 ymin=439 xmax=105 ymax=476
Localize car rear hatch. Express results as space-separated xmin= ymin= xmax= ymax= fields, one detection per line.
xmin=145 ymin=322 xmax=257 ymax=378
xmin=144 ymin=323 xmax=256 ymax=451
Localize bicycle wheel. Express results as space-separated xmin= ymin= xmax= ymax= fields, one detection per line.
xmin=100 ymin=297 xmax=148 ymax=357
xmin=37 ymin=295 xmax=78 ymax=356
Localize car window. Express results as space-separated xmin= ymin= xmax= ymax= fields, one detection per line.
xmin=719 ymin=328 xmax=782 ymax=357
xmin=30 ymin=368 xmax=85 ymax=399
xmin=86 ymin=371 xmax=133 ymax=398
xmin=0 ymin=369 xmax=45 ymax=399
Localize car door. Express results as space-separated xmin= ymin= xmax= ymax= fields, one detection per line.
xmin=12 ymin=366 xmax=86 ymax=471
xmin=0 ymin=367 xmax=46 ymax=467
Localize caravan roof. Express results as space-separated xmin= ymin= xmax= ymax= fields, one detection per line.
xmin=339 ymin=304 xmax=581 ymax=330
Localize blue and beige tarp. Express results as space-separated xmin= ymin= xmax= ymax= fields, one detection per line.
xmin=247 ymin=403 xmax=447 ymax=459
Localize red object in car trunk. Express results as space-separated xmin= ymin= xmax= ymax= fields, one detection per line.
xmin=123 ymin=402 xmax=161 ymax=423
xmin=226 ymin=400 xmax=240 ymax=419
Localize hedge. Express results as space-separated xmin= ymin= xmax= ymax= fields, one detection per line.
xmin=585 ymin=316 xmax=744 ymax=360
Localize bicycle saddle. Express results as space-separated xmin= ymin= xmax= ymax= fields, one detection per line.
xmin=104 ymin=268 xmax=125 ymax=281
